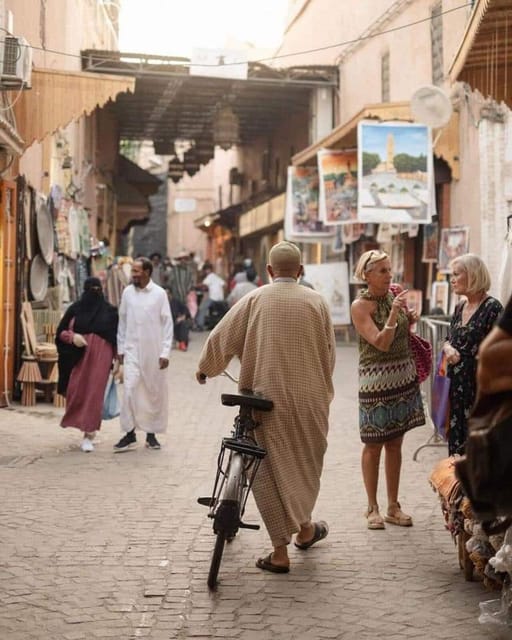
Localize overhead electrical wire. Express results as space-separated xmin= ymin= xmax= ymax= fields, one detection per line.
xmin=5 ymin=1 xmax=473 ymax=70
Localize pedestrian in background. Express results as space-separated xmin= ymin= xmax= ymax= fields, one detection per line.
xmin=196 ymin=241 xmax=335 ymax=573
xmin=195 ymin=262 xmax=226 ymax=330
xmin=114 ymin=257 xmax=174 ymax=452
xmin=227 ymin=265 xmax=257 ymax=307
xmin=443 ymin=253 xmax=502 ymax=455
xmin=351 ymin=250 xmax=424 ymax=529
xmin=168 ymin=250 xmax=194 ymax=305
xmin=149 ymin=252 xmax=165 ymax=287
xmin=168 ymin=291 xmax=191 ymax=351
xmin=56 ymin=277 xmax=118 ymax=452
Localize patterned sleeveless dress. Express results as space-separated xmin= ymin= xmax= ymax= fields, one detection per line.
xmin=357 ymin=290 xmax=425 ymax=444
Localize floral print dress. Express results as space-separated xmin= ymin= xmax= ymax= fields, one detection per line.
xmin=447 ymin=296 xmax=503 ymax=455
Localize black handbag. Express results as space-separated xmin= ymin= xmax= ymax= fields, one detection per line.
xmin=454 ymin=391 xmax=512 ymax=526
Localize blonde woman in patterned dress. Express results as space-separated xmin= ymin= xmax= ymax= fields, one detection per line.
xmin=351 ymin=250 xmax=425 ymax=529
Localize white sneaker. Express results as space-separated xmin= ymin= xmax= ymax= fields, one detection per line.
xmin=80 ymin=438 xmax=94 ymax=453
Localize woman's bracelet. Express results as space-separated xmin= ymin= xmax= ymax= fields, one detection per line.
xmin=384 ymin=322 xmax=398 ymax=330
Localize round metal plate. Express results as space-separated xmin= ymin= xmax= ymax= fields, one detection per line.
xmin=29 ymin=254 xmax=49 ymax=302
xmin=36 ymin=200 xmax=54 ymax=265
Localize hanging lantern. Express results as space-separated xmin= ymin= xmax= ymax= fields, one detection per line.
xmin=212 ymin=104 xmax=239 ymax=151
xmin=183 ymin=148 xmax=200 ymax=178
xmin=194 ymin=140 xmax=215 ymax=166
xmin=154 ymin=139 xmax=175 ymax=155
xmin=168 ymin=156 xmax=184 ymax=183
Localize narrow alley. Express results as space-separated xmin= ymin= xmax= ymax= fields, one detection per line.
xmin=0 ymin=336 xmax=506 ymax=640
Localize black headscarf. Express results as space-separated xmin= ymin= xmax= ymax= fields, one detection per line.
xmin=56 ymin=278 xmax=119 ymax=395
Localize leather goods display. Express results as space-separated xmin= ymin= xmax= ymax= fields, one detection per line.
xmin=455 ymin=391 xmax=512 ymax=523
xmin=431 ymin=351 xmax=450 ymax=439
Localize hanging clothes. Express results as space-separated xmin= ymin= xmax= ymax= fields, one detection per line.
xmin=498 ymin=227 xmax=512 ymax=303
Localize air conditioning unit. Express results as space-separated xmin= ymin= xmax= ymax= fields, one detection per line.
xmin=0 ymin=35 xmax=32 ymax=89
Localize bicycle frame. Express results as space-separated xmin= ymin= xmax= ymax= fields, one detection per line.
xmin=198 ymin=380 xmax=272 ymax=589
xmin=208 ymin=413 xmax=265 ymax=538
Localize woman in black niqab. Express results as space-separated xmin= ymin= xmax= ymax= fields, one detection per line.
xmin=56 ymin=277 xmax=119 ymax=452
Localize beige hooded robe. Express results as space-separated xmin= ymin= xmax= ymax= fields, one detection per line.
xmin=198 ymin=280 xmax=336 ymax=546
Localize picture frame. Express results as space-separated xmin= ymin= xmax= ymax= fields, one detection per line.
xmin=302 ymin=262 xmax=351 ymax=325
xmin=422 ymin=222 xmax=439 ymax=263
xmin=431 ymin=280 xmax=449 ymax=315
xmin=357 ymin=120 xmax=433 ymax=224
xmin=285 ymin=166 xmax=335 ymax=240
xmin=438 ymin=226 xmax=470 ymax=273
xmin=406 ymin=289 xmax=423 ymax=317
xmin=317 ymin=149 xmax=358 ymax=225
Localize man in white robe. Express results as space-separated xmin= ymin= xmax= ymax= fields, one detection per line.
xmin=114 ymin=257 xmax=173 ymax=451
xmin=196 ymin=241 xmax=335 ymax=573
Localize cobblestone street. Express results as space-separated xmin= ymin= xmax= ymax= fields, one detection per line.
xmin=0 ymin=335 xmax=508 ymax=640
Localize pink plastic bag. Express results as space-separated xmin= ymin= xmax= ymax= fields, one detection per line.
xmin=186 ymin=290 xmax=198 ymax=319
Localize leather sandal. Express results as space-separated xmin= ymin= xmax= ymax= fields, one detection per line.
xmin=366 ymin=505 xmax=385 ymax=530
xmin=294 ymin=520 xmax=329 ymax=550
xmin=385 ymin=502 xmax=413 ymax=527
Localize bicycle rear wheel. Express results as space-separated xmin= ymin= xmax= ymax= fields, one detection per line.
xmin=207 ymin=531 xmax=226 ymax=589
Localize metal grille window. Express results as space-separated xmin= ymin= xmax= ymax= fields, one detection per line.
xmin=431 ymin=2 xmax=443 ymax=86
xmin=381 ymin=51 xmax=390 ymax=102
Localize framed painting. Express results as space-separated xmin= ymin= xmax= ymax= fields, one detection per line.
xmin=438 ymin=226 xmax=470 ymax=273
xmin=285 ymin=166 xmax=335 ymax=240
xmin=357 ymin=120 xmax=433 ymax=224
xmin=431 ymin=280 xmax=449 ymax=314
xmin=317 ymin=149 xmax=358 ymax=225
xmin=422 ymin=222 xmax=439 ymax=263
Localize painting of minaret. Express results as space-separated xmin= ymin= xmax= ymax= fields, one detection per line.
xmin=386 ymin=133 xmax=395 ymax=171
xmin=357 ymin=120 xmax=432 ymax=223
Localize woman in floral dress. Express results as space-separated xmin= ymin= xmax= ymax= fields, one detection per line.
xmin=443 ymin=254 xmax=502 ymax=456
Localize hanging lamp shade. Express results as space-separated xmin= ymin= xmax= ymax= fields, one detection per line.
xmin=168 ymin=156 xmax=184 ymax=183
xmin=154 ymin=139 xmax=175 ymax=155
xmin=212 ymin=104 xmax=239 ymax=151
xmin=184 ymin=148 xmax=200 ymax=177
xmin=194 ymin=140 xmax=215 ymax=166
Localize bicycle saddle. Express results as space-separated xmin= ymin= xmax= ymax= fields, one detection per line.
xmin=221 ymin=392 xmax=273 ymax=412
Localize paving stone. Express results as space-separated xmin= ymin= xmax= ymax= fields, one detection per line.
xmin=0 ymin=338 xmax=507 ymax=639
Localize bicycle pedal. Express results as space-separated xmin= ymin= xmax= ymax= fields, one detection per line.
xmin=197 ymin=497 xmax=215 ymax=507
xmin=239 ymin=521 xmax=260 ymax=531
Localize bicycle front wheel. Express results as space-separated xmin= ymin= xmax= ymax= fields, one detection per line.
xmin=207 ymin=531 xmax=226 ymax=589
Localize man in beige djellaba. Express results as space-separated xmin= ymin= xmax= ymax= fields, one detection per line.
xmin=196 ymin=241 xmax=336 ymax=573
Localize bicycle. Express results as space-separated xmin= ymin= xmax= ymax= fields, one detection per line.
xmin=197 ymin=371 xmax=273 ymax=589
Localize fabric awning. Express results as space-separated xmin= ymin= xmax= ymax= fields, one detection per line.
xmin=449 ymin=0 xmax=512 ymax=108
xmin=292 ymin=101 xmax=460 ymax=179
xmin=14 ymin=68 xmax=135 ymax=148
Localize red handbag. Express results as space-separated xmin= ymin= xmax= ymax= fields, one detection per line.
xmin=389 ymin=283 xmax=432 ymax=383
xmin=409 ymin=331 xmax=433 ymax=383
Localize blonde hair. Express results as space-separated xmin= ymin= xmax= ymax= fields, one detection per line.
xmin=354 ymin=250 xmax=389 ymax=281
xmin=449 ymin=253 xmax=491 ymax=295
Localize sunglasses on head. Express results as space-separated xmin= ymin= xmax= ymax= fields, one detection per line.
xmin=363 ymin=251 xmax=376 ymax=272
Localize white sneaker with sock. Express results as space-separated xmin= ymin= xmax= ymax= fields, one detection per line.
xmin=80 ymin=438 xmax=94 ymax=453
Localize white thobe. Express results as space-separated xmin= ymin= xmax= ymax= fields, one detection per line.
xmin=117 ymin=280 xmax=173 ymax=434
